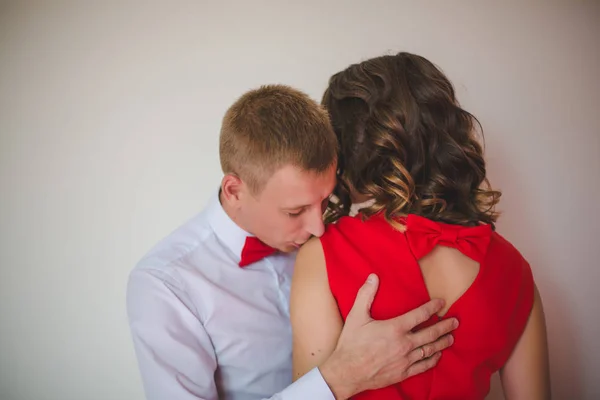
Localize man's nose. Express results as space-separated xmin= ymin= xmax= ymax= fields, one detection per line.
xmin=306 ymin=209 xmax=325 ymax=238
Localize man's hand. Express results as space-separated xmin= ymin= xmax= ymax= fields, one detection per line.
xmin=319 ymin=274 xmax=457 ymax=399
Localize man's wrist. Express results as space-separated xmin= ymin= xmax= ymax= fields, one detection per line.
xmin=319 ymin=353 xmax=357 ymax=400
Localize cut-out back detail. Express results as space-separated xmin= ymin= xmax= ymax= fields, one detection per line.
xmin=417 ymin=246 xmax=480 ymax=317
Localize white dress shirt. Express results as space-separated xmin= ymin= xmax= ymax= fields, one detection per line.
xmin=126 ymin=192 xmax=335 ymax=400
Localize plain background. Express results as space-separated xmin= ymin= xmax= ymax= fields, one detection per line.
xmin=1 ymin=1 xmax=599 ymax=399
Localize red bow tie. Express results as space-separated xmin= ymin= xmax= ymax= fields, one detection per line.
xmin=239 ymin=237 xmax=278 ymax=267
xmin=405 ymin=215 xmax=492 ymax=263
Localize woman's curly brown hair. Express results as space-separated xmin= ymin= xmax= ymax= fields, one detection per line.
xmin=322 ymin=52 xmax=501 ymax=228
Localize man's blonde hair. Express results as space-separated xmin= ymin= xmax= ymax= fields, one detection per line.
xmin=220 ymin=84 xmax=338 ymax=193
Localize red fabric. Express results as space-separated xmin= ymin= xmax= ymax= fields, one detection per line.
xmin=239 ymin=237 xmax=277 ymax=267
xmin=320 ymin=213 xmax=534 ymax=400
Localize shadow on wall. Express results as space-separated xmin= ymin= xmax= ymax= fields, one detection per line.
xmin=484 ymin=138 xmax=582 ymax=399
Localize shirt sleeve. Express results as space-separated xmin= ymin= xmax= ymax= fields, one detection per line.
xmin=127 ymin=268 xmax=218 ymax=400
xmin=264 ymin=368 xmax=335 ymax=400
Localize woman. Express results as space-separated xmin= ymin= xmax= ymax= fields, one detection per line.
xmin=290 ymin=52 xmax=550 ymax=399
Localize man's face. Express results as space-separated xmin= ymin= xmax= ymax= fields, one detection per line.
xmin=239 ymin=164 xmax=337 ymax=252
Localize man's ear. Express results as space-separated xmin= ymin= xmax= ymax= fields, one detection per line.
xmin=220 ymin=173 xmax=246 ymax=208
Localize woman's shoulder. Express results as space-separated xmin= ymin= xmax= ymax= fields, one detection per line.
xmin=488 ymin=230 xmax=534 ymax=282
xmin=295 ymin=236 xmax=327 ymax=275
xmin=489 ymin=230 xmax=528 ymax=262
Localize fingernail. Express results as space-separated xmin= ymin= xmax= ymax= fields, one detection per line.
xmin=448 ymin=335 xmax=454 ymax=345
xmin=453 ymin=319 xmax=459 ymax=328
xmin=367 ymin=274 xmax=377 ymax=284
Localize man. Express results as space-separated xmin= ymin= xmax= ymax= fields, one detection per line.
xmin=127 ymin=85 xmax=457 ymax=399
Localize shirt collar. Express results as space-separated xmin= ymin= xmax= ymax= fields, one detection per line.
xmin=206 ymin=190 xmax=252 ymax=263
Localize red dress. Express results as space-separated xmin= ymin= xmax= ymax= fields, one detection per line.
xmin=320 ymin=214 xmax=534 ymax=400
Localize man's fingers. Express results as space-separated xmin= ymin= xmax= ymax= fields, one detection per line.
xmin=405 ymin=352 xmax=442 ymax=380
xmin=345 ymin=274 xmax=379 ymax=328
xmin=408 ymin=334 xmax=454 ymax=364
xmin=397 ymin=299 xmax=446 ymax=331
xmin=405 ymin=299 xmax=446 ymax=330
xmin=410 ymin=318 xmax=458 ymax=349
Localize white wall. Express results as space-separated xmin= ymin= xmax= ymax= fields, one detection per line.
xmin=1 ymin=1 xmax=598 ymax=399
